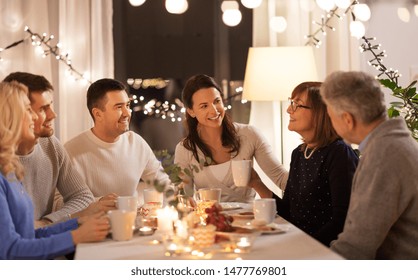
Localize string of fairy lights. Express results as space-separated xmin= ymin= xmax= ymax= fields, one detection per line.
xmin=0 ymin=26 xmax=91 ymax=84
xmin=305 ymin=1 xmax=359 ymax=47
xmin=359 ymin=36 xmax=400 ymax=83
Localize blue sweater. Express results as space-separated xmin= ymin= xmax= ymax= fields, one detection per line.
xmin=0 ymin=173 xmax=78 ymax=259
xmin=274 ymin=139 xmax=358 ymax=246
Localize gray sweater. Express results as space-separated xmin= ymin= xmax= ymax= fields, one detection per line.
xmin=19 ymin=136 xmax=94 ymax=223
xmin=331 ymin=118 xmax=418 ymax=259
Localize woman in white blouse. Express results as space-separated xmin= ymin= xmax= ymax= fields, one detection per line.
xmin=174 ymin=74 xmax=288 ymax=202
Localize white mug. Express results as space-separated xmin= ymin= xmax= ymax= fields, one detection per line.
xmin=108 ymin=210 xmax=136 ymax=241
xmin=143 ymin=188 xmax=163 ymax=204
xmin=253 ymin=198 xmax=277 ymax=224
xmin=117 ymin=195 xmax=138 ymax=212
xmin=231 ymin=159 xmax=252 ymax=187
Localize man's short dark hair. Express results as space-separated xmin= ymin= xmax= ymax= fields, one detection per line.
xmin=87 ymin=78 xmax=126 ymax=120
xmin=3 ymin=72 xmax=53 ymax=102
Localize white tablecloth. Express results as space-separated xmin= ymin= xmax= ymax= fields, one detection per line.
xmin=75 ymin=205 xmax=343 ymax=260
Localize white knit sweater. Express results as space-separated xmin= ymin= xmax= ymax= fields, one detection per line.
xmin=64 ymin=130 xmax=171 ymax=199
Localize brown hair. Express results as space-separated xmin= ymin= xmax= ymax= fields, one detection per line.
xmin=181 ymin=74 xmax=240 ymax=163
xmin=291 ymin=81 xmax=339 ymax=149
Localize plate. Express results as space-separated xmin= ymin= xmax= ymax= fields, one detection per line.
xmin=230 ymin=211 xmax=254 ymax=220
xmin=220 ymin=202 xmax=251 ymax=211
xmin=215 ymin=226 xmax=257 ymax=240
xmin=252 ymin=223 xmax=290 ymax=235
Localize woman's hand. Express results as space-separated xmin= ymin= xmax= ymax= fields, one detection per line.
xmin=71 ymin=212 xmax=110 ymax=244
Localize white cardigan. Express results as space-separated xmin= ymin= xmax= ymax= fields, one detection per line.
xmin=174 ymin=123 xmax=288 ymax=202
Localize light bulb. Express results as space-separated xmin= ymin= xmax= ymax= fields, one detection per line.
xmin=350 ymin=21 xmax=365 ymax=39
xmin=415 ymin=5 xmax=418 ymax=17
xmin=129 ymin=0 xmax=146 ymax=7
xmin=222 ymin=9 xmax=242 ymax=27
xmin=165 ymin=0 xmax=188 ymax=14
xmin=241 ymin=0 xmax=262 ymax=9
xmin=269 ymin=16 xmax=287 ymax=33
xmin=353 ymin=4 xmax=371 ymax=21
xmin=334 ymin=0 xmax=351 ymax=9
xmin=315 ymin=0 xmax=335 ymax=11
xmin=397 ymin=7 xmax=410 ymax=23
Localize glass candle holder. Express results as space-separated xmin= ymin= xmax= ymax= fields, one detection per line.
xmin=190 ymin=224 xmax=216 ymax=248
xmin=162 ymin=234 xmax=185 ymax=257
xmin=229 ymin=232 xmax=260 ymax=254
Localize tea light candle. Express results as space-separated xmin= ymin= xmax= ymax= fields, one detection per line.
xmin=139 ymin=226 xmax=153 ymax=236
xmin=237 ymin=237 xmax=251 ymax=248
xmin=235 ymin=237 xmax=252 ymax=253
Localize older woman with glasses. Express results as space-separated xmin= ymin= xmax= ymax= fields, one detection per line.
xmin=273 ymin=81 xmax=359 ymax=247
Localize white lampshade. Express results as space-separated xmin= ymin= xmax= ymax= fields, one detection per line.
xmin=242 ymin=46 xmax=318 ymax=101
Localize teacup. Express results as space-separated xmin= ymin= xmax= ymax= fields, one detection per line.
xmin=253 ymin=198 xmax=277 ymax=224
xmin=231 ymin=160 xmax=252 ymax=187
xmin=143 ymin=188 xmax=163 ymax=204
xmin=108 ymin=210 xmax=136 ymax=241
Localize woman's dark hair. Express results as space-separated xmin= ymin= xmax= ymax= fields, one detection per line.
xmin=181 ymin=74 xmax=240 ymax=163
xmin=291 ymin=81 xmax=339 ymax=149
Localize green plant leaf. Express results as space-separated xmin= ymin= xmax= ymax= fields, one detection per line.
xmin=390 ymin=101 xmax=405 ymax=107
xmin=388 ymin=107 xmax=400 ymax=118
xmin=405 ymin=87 xmax=417 ymax=99
xmin=379 ymin=79 xmax=398 ymax=90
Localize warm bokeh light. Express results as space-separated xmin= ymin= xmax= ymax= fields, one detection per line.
xmin=270 ymin=16 xmax=287 ymax=33
xmin=334 ymin=0 xmax=351 ymax=9
xmin=129 ymin=0 xmax=146 ymax=7
xmin=165 ymin=0 xmax=188 ymax=14
xmin=222 ymin=9 xmax=242 ymax=27
xmin=241 ymin=0 xmax=262 ymax=9
xmin=350 ymin=21 xmax=365 ymax=39
xmin=353 ymin=3 xmax=371 ymax=21
xmin=397 ymin=7 xmax=410 ymax=23
xmin=315 ymin=0 xmax=335 ymax=11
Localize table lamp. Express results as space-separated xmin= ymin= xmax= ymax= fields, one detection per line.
xmin=243 ymin=46 xmax=318 ymax=101
xmin=242 ymin=46 xmax=318 ymax=195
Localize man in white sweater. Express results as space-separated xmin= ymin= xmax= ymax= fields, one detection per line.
xmin=3 ymin=72 xmax=114 ymax=228
xmin=64 ymin=78 xmax=171 ymax=201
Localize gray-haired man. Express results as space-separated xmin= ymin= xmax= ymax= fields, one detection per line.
xmin=320 ymin=70 xmax=418 ymax=259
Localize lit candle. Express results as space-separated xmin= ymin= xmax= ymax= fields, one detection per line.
xmin=174 ymin=220 xmax=188 ymax=239
xmin=156 ymin=206 xmax=178 ymax=234
xmin=139 ymin=226 xmax=153 ymax=235
xmin=237 ymin=237 xmax=251 ymax=248
xmin=235 ymin=237 xmax=252 ymax=253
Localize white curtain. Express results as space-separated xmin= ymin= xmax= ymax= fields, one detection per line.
xmin=0 ymin=0 xmax=114 ymax=142
xmin=250 ymin=0 xmax=361 ymax=194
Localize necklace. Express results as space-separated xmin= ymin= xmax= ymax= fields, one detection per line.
xmin=304 ymin=146 xmax=317 ymax=159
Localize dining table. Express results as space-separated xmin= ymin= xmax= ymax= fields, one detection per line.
xmin=75 ymin=202 xmax=344 ymax=260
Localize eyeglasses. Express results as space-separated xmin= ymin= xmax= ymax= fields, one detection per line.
xmin=288 ymin=98 xmax=311 ymax=112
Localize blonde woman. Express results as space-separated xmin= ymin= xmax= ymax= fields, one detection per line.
xmin=0 ymin=81 xmax=109 ymax=260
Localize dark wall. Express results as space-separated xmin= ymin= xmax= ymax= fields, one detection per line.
xmin=113 ymin=0 xmax=252 ymax=83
